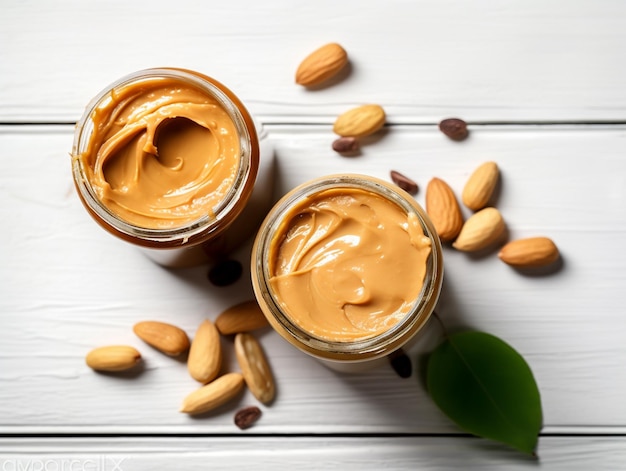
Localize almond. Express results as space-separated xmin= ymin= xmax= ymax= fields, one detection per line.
xmin=333 ymin=104 xmax=386 ymax=138
xmin=498 ymin=237 xmax=560 ymax=267
xmin=235 ymin=333 xmax=276 ymax=404
xmin=86 ymin=345 xmax=141 ymax=372
xmin=188 ymin=319 xmax=222 ymax=384
xmin=295 ymin=42 xmax=348 ymax=86
xmin=462 ymin=161 xmax=499 ymax=211
xmin=133 ymin=321 xmax=190 ymax=356
xmin=215 ymin=300 xmax=269 ymax=335
xmin=425 ymin=177 xmax=464 ymax=242
xmin=452 ymin=207 xmax=506 ymax=252
xmin=180 ymin=372 xmax=244 ymax=415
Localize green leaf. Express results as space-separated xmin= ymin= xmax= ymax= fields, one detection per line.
xmin=426 ymin=331 xmax=542 ymax=455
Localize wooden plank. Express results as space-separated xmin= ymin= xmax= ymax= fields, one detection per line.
xmin=0 ymin=125 xmax=625 ymax=434
xmin=0 ymin=437 xmax=625 ymax=470
xmin=2 ymin=1 xmax=626 ymax=123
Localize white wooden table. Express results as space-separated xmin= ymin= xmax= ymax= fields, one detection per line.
xmin=1 ymin=1 xmax=625 ymax=469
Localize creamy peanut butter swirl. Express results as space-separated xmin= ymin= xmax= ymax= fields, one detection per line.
xmin=78 ymin=77 xmax=240 ymax=229
xmin=269 ymin=188 xmax=432 ymax=341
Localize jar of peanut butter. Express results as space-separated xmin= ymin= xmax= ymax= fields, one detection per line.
xmin=71 ymin=68 xmax=274 ymax=267
xmin=251 ymin=174 xmax=443 ymax=372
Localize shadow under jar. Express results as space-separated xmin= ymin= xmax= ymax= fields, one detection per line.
xmin=71 ymin=67 xmax=274 ymax=267
xmin=251 ymin=174 xmax=444 ymax=372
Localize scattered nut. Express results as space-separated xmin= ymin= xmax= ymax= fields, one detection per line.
xmin=188 ymin=319 xmax=222 ymax=384
xmin=180 ymin=373 xmax=244 ymax=415
xmin=215 ymin=300 xmax=269 ymax=335
xmin=439 ymin=118 xmax=469 ymax=141
xmin=133 ymin=321 xmax=190 ymax=356
xmin=333 ymin=104 xmax=386 ymax=138
xmin=388 ymin=348 xmax=412 ymax=378
xmin=390 ymin=170 xmax=418 ymax=195
xmin=462 ymin=161 xmax=499 ymax=211
xmin=86 ymin=346 xmax=141 ymax=372
xmin=426 ymin=177 xmax=464 ymax=242
xmin=499 ymin=237 xmax=560 ymax=268
xmin=235 ymin=333 xmax=276 ymax=405
xmin=208 ymin=259 xmax=243 ymax=287
xmin=453 ymin=207 xmax=506 ymax=252
xmin=234 ymin=406 xmax=262 ymax=430
xmin=295 ymin=42 xmax=348 ymax=87
xmin=332 ymin=136 xmax=360 ymax=154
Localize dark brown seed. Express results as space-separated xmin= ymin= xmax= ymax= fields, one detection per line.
xmin=389 ymin=349 xmax=412 ymax=378
xmin=438 ymin=118 xmax=469 ymax=141
xmin=234 ymin=405 xmax=262 ymax=430
xmin=208 ymin=259 xmax=243 ymax=287
xmin=332 ymin=136 xmax=360 ymax=154
xmin=390 ymin=170 xmax=418 ymax=195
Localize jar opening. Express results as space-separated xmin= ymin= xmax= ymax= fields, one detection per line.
xmin=252 ymin=175 xmax=444 ymax=362
xmin=71 ymin=68 xmax=259 ymax=248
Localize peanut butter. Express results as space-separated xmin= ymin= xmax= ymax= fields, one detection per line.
xmin=268 ymin=187 xmax=432 ymax=342
xmin=77 ymin=76 xmax=240 ymax=229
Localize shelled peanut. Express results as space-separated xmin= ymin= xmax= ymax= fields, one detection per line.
xmin=85 ymin=346 xmax=142 ymax=372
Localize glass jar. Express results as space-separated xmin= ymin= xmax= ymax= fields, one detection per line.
xmin=71 ymin=67 xmax=274 ymax=267
xmin=251 ymin=174 xmax=444 ymax=372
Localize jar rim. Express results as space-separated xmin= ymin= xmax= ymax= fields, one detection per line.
xmin=251 ymin=174 xmax=444 ymax=362
xmin=71 ymin=67 xmax=259 ymax=248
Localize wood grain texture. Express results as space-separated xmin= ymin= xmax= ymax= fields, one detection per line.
xmin=1 ymin=125 xmax=624 ymax=435
xmin=1 ymin=1 xmax=626 ymax=123
xmin=1 ymin=437 xmax=625 ymax=470
xmin=2 ymin=1 xmax=625 ymax=464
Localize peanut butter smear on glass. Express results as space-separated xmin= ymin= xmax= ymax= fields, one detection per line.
xmin=77 ymin=77 xmax=240 ymax=229
xmin=269 ymin=188 xmax=432 ymax=341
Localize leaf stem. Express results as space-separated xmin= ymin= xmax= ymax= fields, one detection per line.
xmin=431 ymin=310 xmax=449 ymax=338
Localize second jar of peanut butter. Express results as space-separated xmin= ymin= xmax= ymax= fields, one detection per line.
xmin=71 ymin=68 xmax=274 ymax=267
xmin=251 ymin=174 xmax=444 ymax=372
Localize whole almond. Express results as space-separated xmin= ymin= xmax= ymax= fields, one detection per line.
xmin=188 ymin=319 xmax=222 ymax=384
xmin=439 ymin=118 xmax=469 ymax=141
xmin=215 ymin=300 xmax=269 ymax=336
xmin=452 ymin=207 xmax=505 ymax=252
xmin=425 ymin=177 xmax=464 ymax=242
xmin=133 ymin=321 xmax=190 ymax=356
xmin=235 ymin=333 xmax=276 ymax=404
xmin=86 ymin=346 xmax=141 ymax=372
xmin=462 ymin=161 xmax=499 ymax=211
xmin=180 ymin=372 xmax=244 ymax=415
xmin=333 ymin=104 xmax=386 ymax=138
xmin=295 ymin=42 xmax=348 ymax=87
xmin=498 ymin=237 xmax=560 ymax=267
